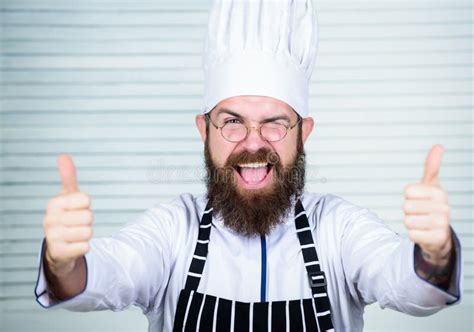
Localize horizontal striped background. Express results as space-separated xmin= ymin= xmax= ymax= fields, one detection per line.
xmin=0 ymin=0 xmax=472 ymax=331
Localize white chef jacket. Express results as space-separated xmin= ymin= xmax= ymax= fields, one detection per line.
xmin=35 ymin=192 xmax=462 ymax=331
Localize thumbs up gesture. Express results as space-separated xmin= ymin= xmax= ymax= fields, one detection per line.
xmin=43 ymin=154 xmax=94 ymax=276
xmin=403 ymin=145 xmax=453 ymax=265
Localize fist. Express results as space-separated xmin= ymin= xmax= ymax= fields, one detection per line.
xmin=403 ymin=145 xmax=452 ymax=263
xmin=43 ymin=154 xmax=94 ymax=274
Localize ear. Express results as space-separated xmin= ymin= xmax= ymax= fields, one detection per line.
xmin=195 ymin=114 xmax=207 ymax=143
xmin=301 ymin=117 xmax=314 ymax=144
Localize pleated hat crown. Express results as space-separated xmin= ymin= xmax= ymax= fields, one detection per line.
xmin=202 ymin=0 xmax=319 ymax=117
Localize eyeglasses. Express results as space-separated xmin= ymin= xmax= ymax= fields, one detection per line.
xmin=206 ymin=113 xmax=301 ymax=143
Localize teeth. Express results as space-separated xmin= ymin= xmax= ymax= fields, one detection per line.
xmin=238 ymin=162 xmax=267 ymax=168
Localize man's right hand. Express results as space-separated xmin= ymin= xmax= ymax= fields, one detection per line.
xmin=43 ymin=154 xmax=93 ymax=283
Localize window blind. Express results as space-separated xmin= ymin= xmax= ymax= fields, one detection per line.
xmin=0 ymin=0 xmax=472 ymax=330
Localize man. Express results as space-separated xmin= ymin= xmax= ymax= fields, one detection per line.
xmin=35 ymin=0 xmax=462 ymax=331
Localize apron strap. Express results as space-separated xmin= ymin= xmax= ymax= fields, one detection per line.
xmin=294 ymin=199 xmax=334 ymax=330
xmin=294 ymin=199 xmax=327 ymax=296
xmin=184 ymin=201 xmax=213 ymax=291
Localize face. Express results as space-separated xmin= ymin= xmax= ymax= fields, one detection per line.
xmin=196 ymin=95 xmax=314 ymax=236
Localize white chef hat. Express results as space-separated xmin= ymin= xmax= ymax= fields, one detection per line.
xmin=202 ymin=0 xmax=319 ymax=118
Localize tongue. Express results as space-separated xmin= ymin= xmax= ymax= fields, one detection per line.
xmin=240 ymin=167 xmax=268 ymax=184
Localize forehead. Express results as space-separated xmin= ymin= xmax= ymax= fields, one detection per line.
xmin=212 ymin=95 xmax=297 ymax=120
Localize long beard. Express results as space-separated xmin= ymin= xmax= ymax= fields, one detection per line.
xmin=204 ymin=137 xmax=306 ymax=237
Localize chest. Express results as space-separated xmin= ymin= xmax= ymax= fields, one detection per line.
xmin=197 ymin=223 xmax=314 ymax=302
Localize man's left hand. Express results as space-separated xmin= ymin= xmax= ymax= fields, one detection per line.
xmin=403 ymin=144 xmax=453 ymax=266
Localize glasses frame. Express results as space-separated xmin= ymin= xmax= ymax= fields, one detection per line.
xmin=205 ymin=113 xmax=302 ymax=143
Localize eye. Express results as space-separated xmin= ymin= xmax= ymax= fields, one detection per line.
xmin=264 ymin=121 xmax=288 ymax=128
xmin=224 ymin=118 xmax=243 ymax=125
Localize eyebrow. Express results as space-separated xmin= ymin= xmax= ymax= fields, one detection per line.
xmin=215 ymin=108 xmax=243 ymax=118
xmin=215 ymin=108 xmax=292 ymax=123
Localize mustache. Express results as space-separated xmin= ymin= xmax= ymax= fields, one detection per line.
xmin=225 ymin=148 xmax=281 ymax=167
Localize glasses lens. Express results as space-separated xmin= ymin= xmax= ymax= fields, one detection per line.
xmin=222 ymin=122 xmax=248 ymax=142
xmin=261 ymin=123 xmax=287 ymax=142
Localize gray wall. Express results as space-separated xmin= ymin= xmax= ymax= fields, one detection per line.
xmin=0 ymin=0 xmax=472 ymax=331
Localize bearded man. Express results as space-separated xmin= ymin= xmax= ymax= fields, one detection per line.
xmin=35 ymin=0 xmax=462 ymax=331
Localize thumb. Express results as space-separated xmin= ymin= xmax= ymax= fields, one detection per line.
xmin=421 ymin=144 xmax=444 ymax=186
xmin=57 ymin=154 xmax=79 ymax=194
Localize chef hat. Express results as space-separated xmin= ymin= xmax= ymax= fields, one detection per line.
xmin=202 ymin=0 xmax=319 ymax=118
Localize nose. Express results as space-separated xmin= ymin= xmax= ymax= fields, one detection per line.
xmin=239 ymin=125 xmax=268 ymax=153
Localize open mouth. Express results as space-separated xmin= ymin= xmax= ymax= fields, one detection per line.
xmin=234 ymin=162 xmax=273 ymax=186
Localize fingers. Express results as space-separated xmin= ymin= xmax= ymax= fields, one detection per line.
xmin=58 ymin=154 xmax=79 ymax=194
xmin=403 ymin=183 xmax=449 ymax=215
xmin=421 ymin=144 xmax=444 ymax=186
xmin=48 ymin=226 xmax=93 ymax=243
xmin=404 ymin=213 xmax=449 ymax=231
xmin=60 ymin=210 xmax=94 ymax=226
xmin=404 ymin=183 xmax=448 ymax=202
xmin=403 ymin=200 xmax=450 ymax=215
xmin=46 ymin=242 xmax=90 ymax=263
xmin=43 ymin=208 xmax=94 ymax=266
xmin=44 ymin=210 xmax=94 ymax=228
xmin=47 ymin=192 xmax=91 ymax=213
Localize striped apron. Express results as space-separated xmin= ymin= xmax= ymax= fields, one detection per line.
xmin=173 ymin=199 xmax=334 ymax=331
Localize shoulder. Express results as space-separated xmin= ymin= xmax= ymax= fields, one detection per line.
xmin=147 ymin=193 xmax=207 ymax=248
xmin=300 ymin=192 xmax=386 ymax=233
xmin=136 ymin=193 xmax=207 ymax=243
xmin=109 ymin=193 xmax=206 ymax=261
xmin=115 ymin=193 xmax=205 ymax=230
xmin=146 ymin=193 xmax=207 ymax=225
xmin=300 ymin=192 xmax=369 ymax=220
xmin=300 ymin=192 xmax=396 ymax=260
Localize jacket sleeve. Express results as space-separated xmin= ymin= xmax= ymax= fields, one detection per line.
xmin=34 ymin=207 xmax=175 ymax=314
xmin=339 ymin=203 xmax=462 ymax=316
